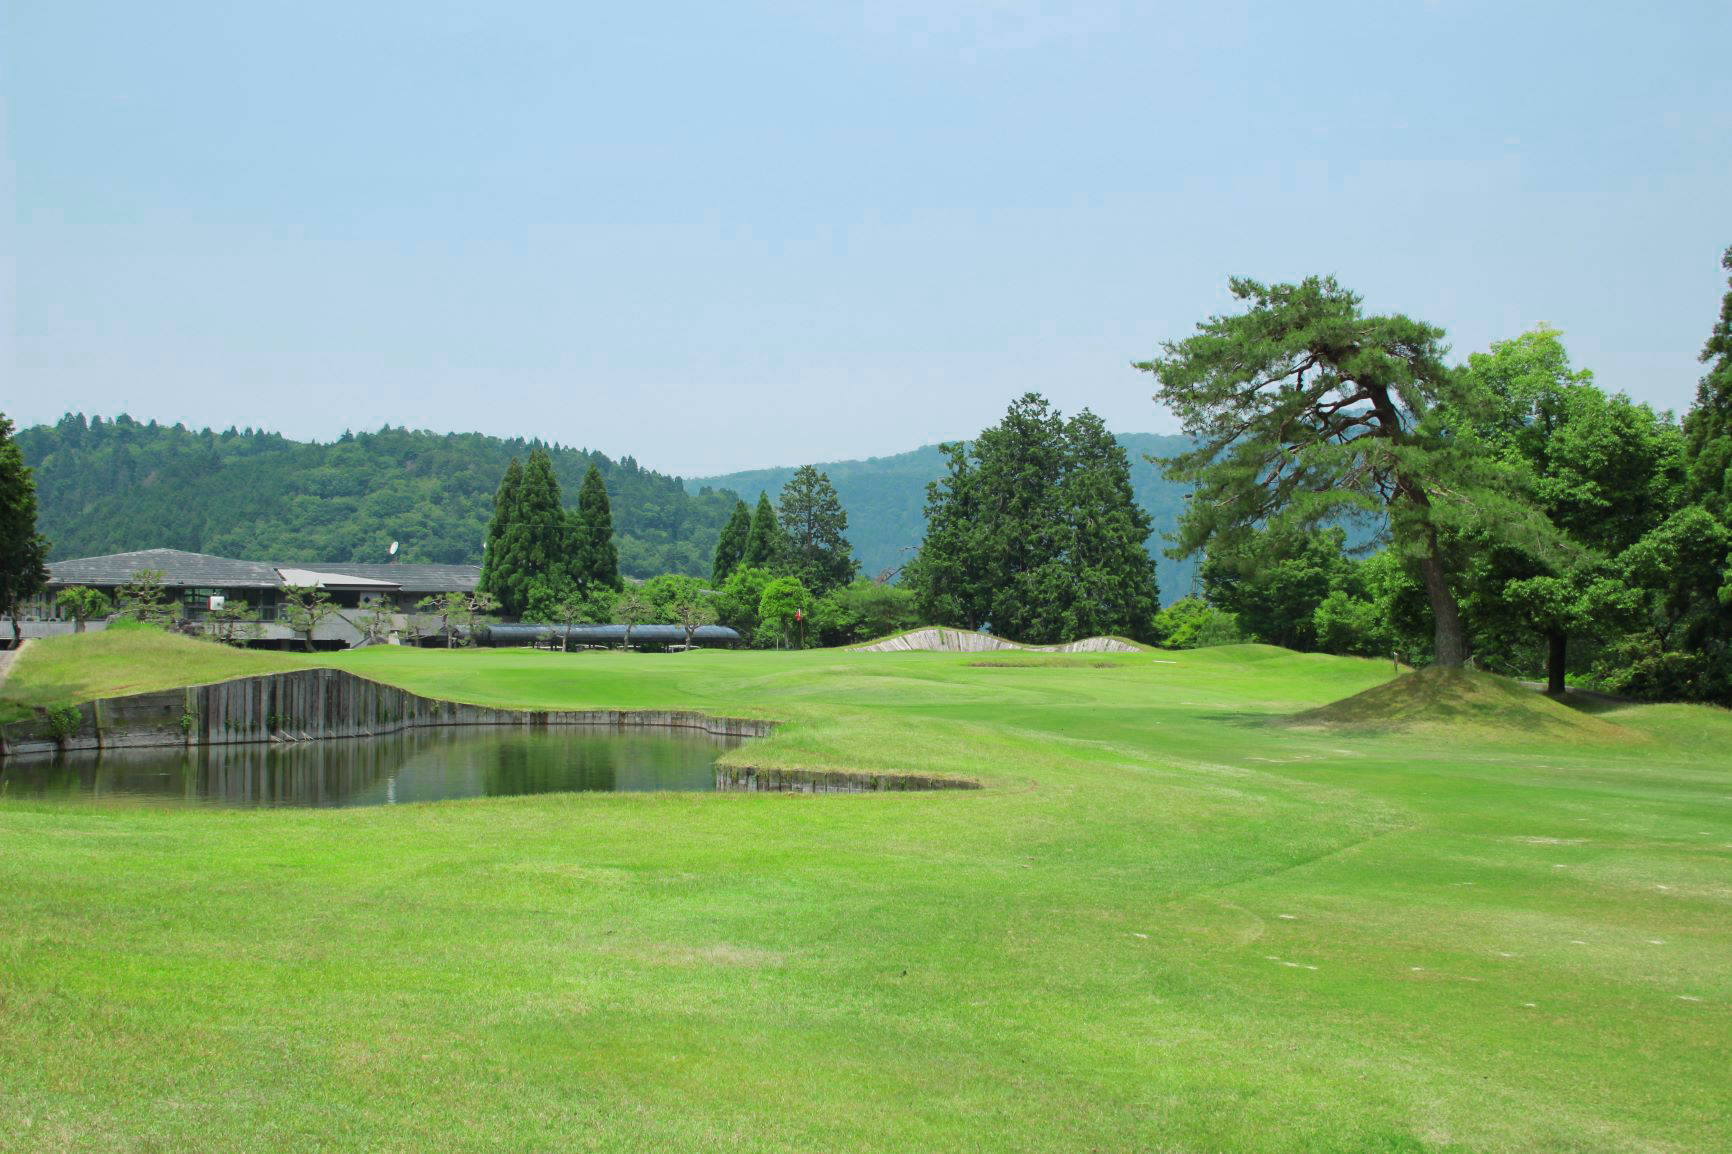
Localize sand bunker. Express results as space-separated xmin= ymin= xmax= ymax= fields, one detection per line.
xmin=854 ymin=627 xmax=1140 ymax=654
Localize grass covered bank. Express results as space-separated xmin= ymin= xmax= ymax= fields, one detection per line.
xmin=2 ymin=637 xmax=1729 ymax=1151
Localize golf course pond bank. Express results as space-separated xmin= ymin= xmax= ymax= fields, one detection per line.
xmin=0 ymin=667 xmax=980 ymax=800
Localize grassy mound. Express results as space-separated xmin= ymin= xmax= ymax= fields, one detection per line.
xmin=1289 ymin=665 xmax=1636 ymax=742
xmin=0 ymin=628 xmax=311 ymax=715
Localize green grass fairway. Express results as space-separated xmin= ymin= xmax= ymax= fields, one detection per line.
xmin=2 ymin=637 xmax=1729 ymax=1152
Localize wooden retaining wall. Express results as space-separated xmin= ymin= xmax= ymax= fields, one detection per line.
xmin=0 ymin=669 xmax=979 ymax=794
xmin=0 ymin=667 xmax=773 ymax=759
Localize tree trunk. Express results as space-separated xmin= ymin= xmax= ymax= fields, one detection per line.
xmin=1417 ymin=539 xmax=1468 ymax=668
xmin=1546 ymin=630 xmax=1567 ymax=695
xmin=8 ymin=599 xmax=19 ymax=646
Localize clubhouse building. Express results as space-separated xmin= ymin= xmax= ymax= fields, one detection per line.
xmin=12 ymin=548 xmax=482 ymax=649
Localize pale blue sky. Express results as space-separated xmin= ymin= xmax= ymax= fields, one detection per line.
xmin=4 ymin=2 xmax=1729 ymax=476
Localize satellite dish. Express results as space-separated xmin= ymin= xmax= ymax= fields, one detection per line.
xmin=388 ymin=541 xmax=399 ymax=556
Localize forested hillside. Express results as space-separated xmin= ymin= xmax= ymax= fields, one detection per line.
xmin=689 ymin=432 xmax=1198 ymax=599
xmin=18 ymin=415 xmax=738 ymax=577
xmin=19 ymin=414 xmax=1197 ymax=596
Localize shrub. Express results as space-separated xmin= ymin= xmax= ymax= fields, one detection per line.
xmin=45 ymin=704 xmax=82 ymax=744
xmin=1153 ymin=597 xmax=1242 ymax=649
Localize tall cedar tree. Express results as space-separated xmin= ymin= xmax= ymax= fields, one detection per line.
xmin=477 ymin=457 xmax=525 ymax=612
xmin=742 ymin=491 xmax=783 ymax=569
xmin=904 ymin=443 xmax=984 ymax=629
xmin=484 ymin=449 xmax=567 ymax=616
xmin=572 ymin=465 xmax=622 ymax=593
xmin=1684 ymin=245 xmax=1732 ymax=515
xmin=711 ymin=499 xmax=752 ymax=583
xmin=776 ymin=466 xmax=859 ymax=595
xmin=904 ymin=394 xmax=1159 ymax=643
xmin=1058 ymin=411 xmax=1161 ymax=640
xmin=0 ymin=413 xmax=51 ymax=643
xmin=1137 ymin=277 xmax=1534 ymax=667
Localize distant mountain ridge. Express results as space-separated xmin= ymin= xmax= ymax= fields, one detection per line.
xmin=688 ymin=433 xmax=1199 ymax=601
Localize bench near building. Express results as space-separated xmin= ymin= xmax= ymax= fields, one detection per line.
xmin=12 ymin=548 xmax=482 ymax=650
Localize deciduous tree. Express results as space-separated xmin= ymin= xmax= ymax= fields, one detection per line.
xmin=1462 ymin=327 xmax=1686 ymax=691
xmin=611 ymin=588 xmax=652 ymax=649
xmin=757 ymin=576 xmax=812 ymax=649
xmin=1684 ymin=245 xmax=1732 ymax=515
xmin=416 ymin=589 xmax=500 ymax=649
xmin=672 ymin=596 xmax=719 ymax=649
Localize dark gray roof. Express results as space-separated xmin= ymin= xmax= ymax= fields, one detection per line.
xmin=280 ymin=562 xmax=481 ymax=593
xmin=47 ymin=549 xmax=283 ymax=588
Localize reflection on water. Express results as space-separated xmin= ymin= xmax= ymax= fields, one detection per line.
xmin=0 ymin=726 xmax=742 ymax=808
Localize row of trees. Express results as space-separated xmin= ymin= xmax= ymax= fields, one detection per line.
xmin=1141 ymin=249 xmax=1732 ymax=702
xmin=900 ymin=396 xmax=1162 ymax=644
xmin=710 ymin=465 xmax=860 ymax=595
xmin=475 ymin=452 xmax=906 ymax=649
xmin=478 ymin=450 xmax=622 ymax=619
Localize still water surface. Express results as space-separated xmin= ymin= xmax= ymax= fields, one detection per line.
xmin=0 ymin=726 xmax=742 ymax=808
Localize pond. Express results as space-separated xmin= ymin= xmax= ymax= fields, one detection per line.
xmin=0 ymin=726 xmax=744 ymax=809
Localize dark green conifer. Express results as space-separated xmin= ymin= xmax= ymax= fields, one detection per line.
xmin=0 ymin=412 xmax=50 ymax=645
xmin=573 ymin=465 xmax=622 ymax=592
xmin=477 ymin=457 xmax=525 ymax=612
xmin=742 ymin=491 xmax=783 ymax=570
xmin=712 ymin=499 xmax=752 ymax=584
xmin=776 ymin=466 xmax=858 ymax=595
xmin=484 ymin=449 xmax=567 ymax=617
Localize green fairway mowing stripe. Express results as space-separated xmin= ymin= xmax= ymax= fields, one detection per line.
xmin=2 ymin=636 xmax=1729 ymax=1151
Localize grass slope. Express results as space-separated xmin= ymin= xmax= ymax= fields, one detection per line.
xmin=2 ymin=639 xmax=1730 ymax=1152
xmin=1290 ymin=665 xmax=1639 ymax=744
xmin=0 ymin=630 xmax=314 ymax=721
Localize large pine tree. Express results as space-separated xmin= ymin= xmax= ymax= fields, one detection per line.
xmin=1137 ymin=277 xmax=1536 ymax=667
xmin=776 ymin=466 xmax=858 ymax=595
xmin=1 ymin=413 xmax=50 ymax=644
xmin=711 ymin=499 xmax=752 ymax=584
xmin=572 ymin=465 xmax=622 ymax=593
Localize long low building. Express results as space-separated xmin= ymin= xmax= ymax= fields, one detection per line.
xmin=9 ymin=549 xmax=483 ymax=649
